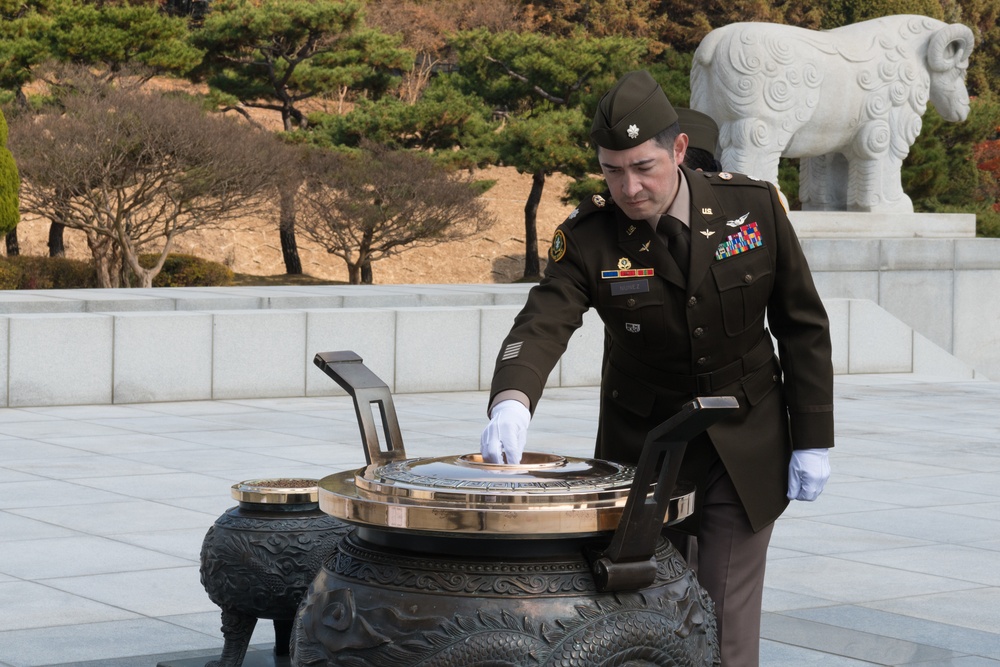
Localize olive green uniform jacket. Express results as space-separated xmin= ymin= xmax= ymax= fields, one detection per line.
xmin=489 ymin=166 xmax=834 ymax=532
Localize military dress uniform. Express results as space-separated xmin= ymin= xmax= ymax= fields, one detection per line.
xmin=485 ymin=69 xmax=834 ymax=667
xmin=491 ymin=164 xmax=833 ymax=522
xmin=489 ymin=165 xmax=834 ymax=663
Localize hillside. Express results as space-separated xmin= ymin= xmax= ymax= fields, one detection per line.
xmin=14 ymin=165 xmax=578 ymax=285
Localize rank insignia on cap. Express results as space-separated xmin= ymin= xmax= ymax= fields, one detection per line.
xmin=550 ymin=230 xmax=567 ymax=262
xmin=591 ymin=71 xmax=677 ymax=150
xmin=617 ymin=257 xmax=631 ymax=270
xmin=719 ymin=172 xmax=733 ymax=180
xmin=593 ymin=194 xmax=606 ymax=207
xmin=626 ymin=323 xmax=641 ymax=333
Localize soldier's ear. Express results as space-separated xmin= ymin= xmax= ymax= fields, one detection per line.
xmin=674 ymin=133 xmax=689 ymax=164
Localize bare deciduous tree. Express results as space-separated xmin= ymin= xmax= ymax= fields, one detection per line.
xmin=296 ymin=142 xmax=496 ymax=284
xmin=8 ymin=78 xmax=285 ymax=287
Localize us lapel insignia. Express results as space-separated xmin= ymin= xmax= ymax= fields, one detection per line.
xmin=701 ymin=207 xmax=713 ymax=215
xmin=626 ymin=224 xmax=637 ymax=235
xmin=727 ymin=212 xmax=750 ymax=227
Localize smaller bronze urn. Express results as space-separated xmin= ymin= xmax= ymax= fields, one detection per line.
xmin=200 ymin=479 xmax=351 ymax=667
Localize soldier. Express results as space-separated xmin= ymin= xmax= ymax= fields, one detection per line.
xmin=677 ymin=107 xmax=722 ymax=172
xmin=480 ymin=70 xmax=834 ymax=666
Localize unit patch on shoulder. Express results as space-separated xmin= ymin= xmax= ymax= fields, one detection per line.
xmin=550 ymin=229 xmax=567 ymax=262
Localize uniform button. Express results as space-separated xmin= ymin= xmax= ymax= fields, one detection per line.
xmin=772 ymin=374 xmax=779 ymax=382
xmin=697 ymin=357 xmax=708 ymax=366
xmin=626 ymin=298 xmax=636 ymax=307
xmin=743 ymin=274 xmax=753 ymax=284
xmin=687 ymin=296 xmax=698 ymax=307
xmin=612 ymin=389 xmax=619 ymax=398
xmin=693 ymin=327 xmax=704 ymax=338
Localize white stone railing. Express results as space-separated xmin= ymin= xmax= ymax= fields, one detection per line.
xmin=0 ymin=278 xmax=982 ymax=407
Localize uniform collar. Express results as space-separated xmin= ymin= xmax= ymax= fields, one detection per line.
xmin=665 ymin=168 xmax=691 ymax=226
xmin=646 ymin=167 xmax=690 ymax=233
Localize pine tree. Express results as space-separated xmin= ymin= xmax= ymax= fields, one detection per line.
xmin=189 ymin=0 xmax=412 ymax=275
xmin=447 ymin=29 xmax=648 ymax=278
xmin=0 ymin=107 xmax=20 ymax=239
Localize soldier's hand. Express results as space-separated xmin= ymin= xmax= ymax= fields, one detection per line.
xmin=480 ymin=400 xmax=530 ymax=465
xmin=787 ymin=448 xmax=831 ymax=501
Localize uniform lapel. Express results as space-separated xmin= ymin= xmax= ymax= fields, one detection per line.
xmin=685 ymin=168 xmax=727 ymax=291
xmin=614 ymin=206 xmax=685 ymax=288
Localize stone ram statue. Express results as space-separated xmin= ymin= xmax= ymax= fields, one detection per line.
xmin=690 ymin=15 xmax=975 ymax=212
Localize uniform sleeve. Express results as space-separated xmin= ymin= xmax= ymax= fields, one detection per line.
xmin=764 ymin=184 xmax=835 ymax=450
xmin=489 ymin=224 xmax=593 ymax=413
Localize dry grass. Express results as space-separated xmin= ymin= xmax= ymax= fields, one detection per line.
xmin=14 ymin=165 xmax=577 ymax=285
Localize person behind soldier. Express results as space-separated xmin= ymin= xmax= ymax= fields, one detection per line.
xmin=677 ymin=107 xmax=722 ymax=172
xmin=480 ymin=70 xmax=834 ymax=666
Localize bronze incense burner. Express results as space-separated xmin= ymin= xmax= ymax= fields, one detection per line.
xmin=200 ymin=479 xmax=351 ymax=667
xmin=290 ymin=351 xmax=736 ymax=667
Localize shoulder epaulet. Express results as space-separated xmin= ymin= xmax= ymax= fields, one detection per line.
xmin=700 ymin=171 xmax=773 ymax=189
xmin=562 ymin=192 xmax=615 ymax=228
xmin=549 ymin=192 xmax=614 ymax=263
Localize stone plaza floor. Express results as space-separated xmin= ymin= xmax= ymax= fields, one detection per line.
xmin=1 ymin=373 xmax=999 ymax=666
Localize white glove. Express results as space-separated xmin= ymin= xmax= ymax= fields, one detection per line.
xmin=787 ymin=448 xmax=831 ymax=501
xmin=480 ymin=400 xmax=530 ymax=464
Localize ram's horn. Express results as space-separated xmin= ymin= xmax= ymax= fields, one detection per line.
xmin=928 ymin=24 xmax=975 ymax=72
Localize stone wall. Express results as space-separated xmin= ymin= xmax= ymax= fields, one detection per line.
xmin=0 ymin=279 xmax=982 ymax=407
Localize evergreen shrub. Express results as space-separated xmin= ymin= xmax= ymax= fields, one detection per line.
xmin=139 ymin=253 xmax=234 ymax=287
xmin=0 ymin=253 xmax=234 ymax=289
xmin=0 ymin=255 xmax=98 ymax=289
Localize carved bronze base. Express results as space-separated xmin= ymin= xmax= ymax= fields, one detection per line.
xmin=200 ymin=495 xmax=352 ymax=667
xmin=290 ymin=530 xmax=719 ymax=667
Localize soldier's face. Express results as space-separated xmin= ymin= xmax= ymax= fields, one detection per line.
xmin=598 ymin=134 xmax=688 ymax=224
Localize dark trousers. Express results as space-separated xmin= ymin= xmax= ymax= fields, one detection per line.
xmin=667 ymin=453 xmax=775 ymax=667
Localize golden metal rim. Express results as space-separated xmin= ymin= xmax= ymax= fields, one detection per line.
xmin=353 ymin=452 xmax=635 ymax=502
xmin=318 ymin=469 xmax=695 ymax=536
xmin=231 ymin=478 xmax=320 ymax=504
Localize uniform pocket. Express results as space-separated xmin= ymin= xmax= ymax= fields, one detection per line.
xmin=603 ymin=362 xmax=656 ymax=417
xmin=711 ymin=250 xmax=773 ymax=336
xmin=597 ymin=279 xmax=666 ymax=347
xmin=740 ymin=356 xmax=782 ymax=406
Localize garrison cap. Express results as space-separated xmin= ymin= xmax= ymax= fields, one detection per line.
xmin=676 ymin=108 xmax=719 ymax=156
xmin=591 ymin=70 xmax=678 ymax=150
